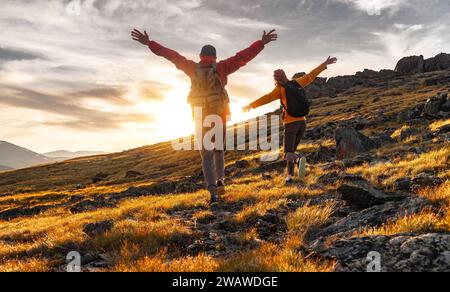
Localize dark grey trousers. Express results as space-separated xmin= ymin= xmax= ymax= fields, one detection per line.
xmin=196 ymin=117 xmax=226 ymax=187
xmin=284 ymin=120 xmax=307 ymax=176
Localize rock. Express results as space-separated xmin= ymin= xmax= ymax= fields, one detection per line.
xmin=308 ymin=197 xmax=430 ymax=251
xmin=410 ymin=173 xmax=444 ymax=190
xmin=397 ymin=108 xmax=422 ymax=122
xmin=423 ymin=95 xmax=446 ymax=118
xmin=0 ymin=205 xmax=52 ymax=221
xmin=70 ymin=197 xmax=115 ymax=214
xmin=83 ymin=220 xmax=114 ymax=237
xmin=75 ymin=184 xmax=86 ymax=190
xmin=342 ymin=158 xmax=365 ymax=168
xmin=395 ymin=55 xmax=424 ymax=75
xmin=441 ymin=100 xmax=450 ymax=112
xmin=319 ymin=233 xmax=450 ymax=272
xmin=318 ymin=171 xmax=341 ymax=185
xmin=235 ymin=160 xmax=251 ymax=169
xmin=337 ymin=180 xmax=405 ymax=209
xmin=92 ymin=172 xmax=109 ymax=184
xmin=424 ymin=53 xmax=450 ymax=72
xmin=371 ymin=134 xmax=395 ymax=147
xmin=175 ymin=182 xmax=202 ymax=194
xmin=125 ymin=171 xmax=143 ymax=178
xmin=399 ymin=127 xmax=420 ymax=141
xmin=335 ymin=128 xmax=377 ymax=160
xmin=394 ymin=178 xmax=412 ymax=191
xmin=253 ymin=160 xmax=285 ymax=174
xmin=307 ymin=146 xmax=335 ymax=163
xmin=435 ymin=124 xmax=450 ymax=135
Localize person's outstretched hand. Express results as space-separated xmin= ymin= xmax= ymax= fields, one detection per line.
xmin=242 ymin=105 xmax=252 ymax=113
xmin=131 ymin=29 xmax=150 ymax=46
xmin=262 ymin=29 xmax=278 ymax=45
xmin=324 ymin=56 xmax=338 ymax=66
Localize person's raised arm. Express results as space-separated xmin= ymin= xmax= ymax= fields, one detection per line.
xmin=131 ymin=29 xmax=196 ymax=77
xmin=243 ymin=87 xmax=281 ymax=112
xmin=296 ymin=56 xmax=337 ymax=88
xmin=220 ymin=30 xmax=278 ymax=76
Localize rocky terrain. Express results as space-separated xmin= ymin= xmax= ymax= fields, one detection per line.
xmin=0 ymin=54 xmax=448 ymax=272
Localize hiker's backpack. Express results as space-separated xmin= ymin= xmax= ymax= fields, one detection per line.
xmin=188 ymin=64 xmax=229 ymax=116
xmin=280 ymin=80 xmax=310 ymax=118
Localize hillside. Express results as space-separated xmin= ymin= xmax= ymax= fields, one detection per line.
xmin=43 ymin=151 xmax=108 ymax=161
xmin=0 ymin=66 xmax=449 ymax=272
xmin=0 ymin=141 xmax=52 ymax=170
xmin=0 ymin=165 xmax=13 ymax=172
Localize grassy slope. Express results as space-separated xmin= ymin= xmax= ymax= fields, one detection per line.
xmin=0 ymin=71 xmax=449 ymax=272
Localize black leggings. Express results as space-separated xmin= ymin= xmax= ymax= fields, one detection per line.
xmin=284 ymin=120 xmax=307 ymax=176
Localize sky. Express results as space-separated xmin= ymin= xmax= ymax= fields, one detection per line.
xmin=0 ymin=0 xmax=449 ymax=153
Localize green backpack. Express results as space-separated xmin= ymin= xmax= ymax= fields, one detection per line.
xmin=188 ymin=64 xmax=229 ymax=116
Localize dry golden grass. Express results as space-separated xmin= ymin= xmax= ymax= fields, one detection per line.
xmin=349 ymin=147 xmax=450 ymax=186
xmin=0 ymin=79 xmax=448 ymax=272
xmin=357 ymin=183 xmax=450 ymax=237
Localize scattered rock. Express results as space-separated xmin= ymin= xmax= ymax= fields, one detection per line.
xmin=70 ymin=198 xmax=114 ymax=214
xmin=175 ymin=182 xmax=202 ymax=194
xmin=337 ymin=180 xmax=405 ymax=209
xmin=410 ymin=173 xmax=444 ymax=190
xmin=399 ymin=127 xmax=420 ymax=141
xmin=319 ymin=233 xmax=450 ymax=272
xmin=92 ymin=172 xmax=109 ymax=184
xmin=423 ymin=95 xmax=446 ymax=118
xmin=125 ymin=171 xmax=144 ymax=178
xmin=394 ymin=178 xmax=412 ymax=191
xmin=370 ymin=134 xmax=395 ymax=148
xmin=397 ymin=107 xmax=422 ymax=122
xmin=318 ymin=171 xmax=341 ymax=185
xmin=0 ymin=205 xmax=52 ymax=221
xmin=335 ymin=128 xmax=377 ymax=160
xmin=435 ymin=124 xmax=450 ymax=135
xmin=83 ymin=220 xmax=114 ymax=237
xmin=310 ymin=197 xmax=429 ymax=243
xmin=307 ymin=146 xmax=335 ymax=163
xmin=75 ymin=184 xmax=86 ymax=190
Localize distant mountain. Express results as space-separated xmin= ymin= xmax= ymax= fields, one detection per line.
xmin=43 ymin=150 xmax=107 ymax=160
xmin=0 ymin=165 xmax=13 ymax=171
xmin=0 ymin=141 xmax=52 ymax=169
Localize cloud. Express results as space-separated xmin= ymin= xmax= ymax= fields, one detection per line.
xmin=0 ymin=0 xmax=449 ymax=151
xmin=0 ymin=47 xmax=41 ymax=61
xmin=0 ymin=85 xmax=152 ymax=130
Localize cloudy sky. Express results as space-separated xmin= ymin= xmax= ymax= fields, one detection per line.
xmin=0 ymin=0 xmax=449 ymax=153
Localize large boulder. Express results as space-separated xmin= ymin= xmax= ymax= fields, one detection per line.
xmin=337 ymin=180 xmax=405 ymax=209
xmin=423 ymin=95 xmax=447 ymax=118
xmin=335 ymin=128 xmax=377 ymax=160
xmin=395 ymin=55 xmax=425 ymax=75
xmin=319 ymin=233 xmax=450 ymax=272
xmin=424 ymin=53 xmax=450 ymax=72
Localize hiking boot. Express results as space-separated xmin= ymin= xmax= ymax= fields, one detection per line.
xmin=208 ymin=185 xmax=219 ymax=207
xmin=286 ymin=177 xmax=295 ymax=185
xmin=217 ymin=180 xmax=226 ymax=197
xmin=298 ymin=157 xmax=307 ymax=180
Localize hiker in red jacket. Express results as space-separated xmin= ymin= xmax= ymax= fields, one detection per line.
xmin=132 ymin=28 xmax=277 ymax=206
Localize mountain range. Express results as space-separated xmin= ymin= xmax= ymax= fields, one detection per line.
xmin=0 ymin=141 xmax=106 ymax=170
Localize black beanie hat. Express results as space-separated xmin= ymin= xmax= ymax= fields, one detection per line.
xmin=200 ymin=45 xmax=217 ymax=57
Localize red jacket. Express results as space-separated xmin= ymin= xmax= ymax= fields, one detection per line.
xmin=148 ymin=40 xmax=265 ymax=91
